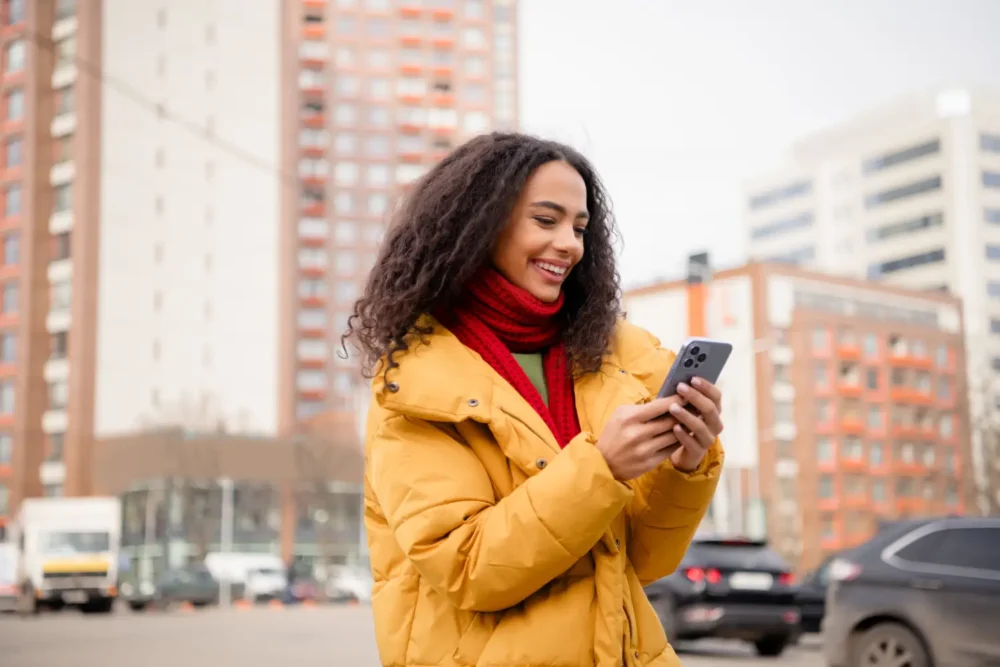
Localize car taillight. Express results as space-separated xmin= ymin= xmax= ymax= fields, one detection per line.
xmin=685 ymin=567 xmax=722 ymax=584
xmin=829 ymin=558 xmax=863 ymax=582
xmin=778 ymin=572 xmax=795 ymax=585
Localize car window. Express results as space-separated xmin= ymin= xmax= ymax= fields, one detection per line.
xmin=896 ymin=526 xmax=1000 ymax=573
xmin=688 ymin=543 xmax=790 ymax=571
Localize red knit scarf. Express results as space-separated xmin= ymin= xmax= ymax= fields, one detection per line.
xmin=439 ymin=268 xmax=581 ymax=448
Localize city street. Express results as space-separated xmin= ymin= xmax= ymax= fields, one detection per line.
xmin=0 ymin=604 xmax=824 ymax=667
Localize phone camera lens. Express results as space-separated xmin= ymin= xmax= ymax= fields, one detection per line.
xmin=697 ymin=353 xmax=707 ymax=362
xmin=683 ymin=359 xmax=694 ymax=368
xmin=689 ymin=346 xmax=701 ymax=356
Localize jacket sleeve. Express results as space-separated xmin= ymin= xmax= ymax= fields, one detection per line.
xmin=368 ymin=415 xmax=633 ymax=612
xmin=627 ymin=444 xmax=724 ymax=586
xmin=616 ymin=321 xmax=725 ymax=585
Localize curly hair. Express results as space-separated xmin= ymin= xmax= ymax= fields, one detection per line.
xmin=343 ymin=132 xmax=623 ymax=380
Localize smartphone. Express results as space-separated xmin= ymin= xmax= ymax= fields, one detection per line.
xmin=657 ymin=337 xmax=733 ymax=399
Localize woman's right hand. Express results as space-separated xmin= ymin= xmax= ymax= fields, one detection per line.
xmin=595 ymin=397 xmax=683 ymax=481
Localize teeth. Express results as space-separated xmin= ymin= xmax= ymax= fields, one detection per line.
xmin=536 ymin=261 xmax=567 ymax=276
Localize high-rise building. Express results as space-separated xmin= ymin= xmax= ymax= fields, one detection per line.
xmin=279 ymin=0 xmax=519 ymax=430
xmin=743 ymin=90 xmax=1000 ymax=508
xmin=0 ymin=0 xmax=518 ymax=534
xmin=625 ymin=262 xmax=972 ymax=571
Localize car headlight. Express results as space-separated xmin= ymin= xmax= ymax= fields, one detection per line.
xmin=120 ymin=582 xmax=134 ymax=596
xmin=140 ymin=581 xmax=155 ymax=596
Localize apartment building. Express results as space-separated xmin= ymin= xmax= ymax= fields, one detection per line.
xmin=626 ymin=262 xmax=971 ymax=571
xmin=744 ymin=90 xmax=1000 ymax=500
xmin=0 ymin=0 xmax=519 ymax=535
xmin=280 ymin=0 xmax=519 ymax=428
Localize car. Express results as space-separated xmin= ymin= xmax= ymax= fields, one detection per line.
xmin=823 ymin=516 xmax=1000 ymax=667
xmin=644 ymin=536 xmax=801 ymax=657
xmin=122 ymin=564 xmax=220 ymax=611
xmin=796 ymin=554 xmax=838 ymax=634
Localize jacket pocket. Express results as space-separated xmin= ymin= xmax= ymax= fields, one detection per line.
xmin=453 ymin=612 xmax=497 ymax=666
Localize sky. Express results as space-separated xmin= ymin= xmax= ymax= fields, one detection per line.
xmin=517 ymin=0 xmax=1000 ymax=288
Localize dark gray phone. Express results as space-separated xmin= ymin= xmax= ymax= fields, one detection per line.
xmin=657 ymin=337 xmax=733 ymax=399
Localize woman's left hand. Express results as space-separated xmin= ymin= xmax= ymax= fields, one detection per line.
xmin=667 ymin=378 xmax=724 ymax=473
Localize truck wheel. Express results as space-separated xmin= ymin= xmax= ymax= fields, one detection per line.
xmin=82 ymin=598 xmax=115 ymax=614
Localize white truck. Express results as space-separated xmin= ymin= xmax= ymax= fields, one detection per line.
xmin=9 ymin=497 xmax=121 ymax=614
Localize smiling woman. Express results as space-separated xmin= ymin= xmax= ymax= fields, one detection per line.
xmin=343 ymin=132 xmax=724 ymax=667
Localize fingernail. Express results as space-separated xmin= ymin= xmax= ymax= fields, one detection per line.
xmin=669 ymin=404 xmax=681 ymax=414
xmin=691 ymin=377 xmax=702 ymax=387
xmin=677 ymin=383 xmax=689 ymax=393
xmin=674 ymin=424 xmax=683 ymax=432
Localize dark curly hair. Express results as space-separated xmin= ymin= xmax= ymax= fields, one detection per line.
xmin=343 ymin=132 xmax=623 ymax=380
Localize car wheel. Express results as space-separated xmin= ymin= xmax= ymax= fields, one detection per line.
xmin=753 ymin=635 xmax=789 ymax=657
xmin=128 ymin=602 xmax=147 ymax=612
xmin=851 ymin=623 xmax=929 ymax=667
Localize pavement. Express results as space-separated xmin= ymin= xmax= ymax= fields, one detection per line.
xmin=0 ymin=604 xmax=824 ymax=667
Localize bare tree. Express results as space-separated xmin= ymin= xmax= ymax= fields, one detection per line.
xmin=292 ymin=438 xmax=344 ymax=576
xmin=969 ymin=377 xmax=1000 ymax=515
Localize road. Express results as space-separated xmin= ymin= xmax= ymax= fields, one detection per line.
xmin=0 ymin=604 xmax=824 ymax=667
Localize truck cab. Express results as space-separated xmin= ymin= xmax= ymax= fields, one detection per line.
xmin=10 ymin=497 xmax=122 ymax=614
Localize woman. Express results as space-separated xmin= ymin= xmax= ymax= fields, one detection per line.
xmin=346 ymin=133 xmax=724 ymax=667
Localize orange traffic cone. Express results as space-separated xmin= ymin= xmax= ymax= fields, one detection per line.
xmin=268 ymin=598 xmax=284 ymax=610
xmin=179 ymin=601 xmax=195 ymax=612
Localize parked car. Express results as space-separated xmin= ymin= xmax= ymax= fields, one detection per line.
xmin=245 ymin=566 xmax=287 ymax=602
xmin=324 ymin=565 xmax=373 ymax=603
xmin=823 ymin=516 xmax=1000 ymax=667
xmin=796 ymin=554 xmax=837 ymax=634
xmin=122 ymin=564 xmax=219 ymax=611
xmin=644 ymin=536 xmax=801 ymax=657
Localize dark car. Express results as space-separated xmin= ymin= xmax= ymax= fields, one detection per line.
xmin=644 ymin=536 xmax=801 ymax=657
xmin=796 ymin=554 xmax=837 ymax=634
xmin=823 ymin=516 xmax=1000 ymax=667
xmin=122 ymin=564 xmax=219 ymax=611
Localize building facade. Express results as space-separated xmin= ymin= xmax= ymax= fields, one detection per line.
xmin=279 ymin=0 xmax=519 ymax=429
xmin=626 ymin=263 xmax=972 ymax=571
xmin=743 ymin=89 xmax=1000 ymax=508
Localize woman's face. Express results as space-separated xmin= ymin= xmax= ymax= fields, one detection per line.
xmin=491 ymin=160 xmax=589 ymax=303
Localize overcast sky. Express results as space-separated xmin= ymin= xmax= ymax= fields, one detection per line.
xmin=518 ymin=0 xmax=1000 ymax=287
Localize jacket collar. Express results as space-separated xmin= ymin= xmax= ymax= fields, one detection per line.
xmin=373 ymin=316 xmax=652 ymax=455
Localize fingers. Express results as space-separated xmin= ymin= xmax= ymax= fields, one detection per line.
xmin=677 ymin=383 xmax=724 ymax=437
xmin=691 ymin=377 xmax=722 ymax=410
xmin=668 ymin=403 xmax=716 ymax=447
xmin=634 ymin=395 xmax=683 ymax=421
xmin=670 ymin=426 xmax=709 ymax=472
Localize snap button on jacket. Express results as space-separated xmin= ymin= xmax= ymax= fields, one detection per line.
xmin=364 ymin=317 xmax=724 ymax=667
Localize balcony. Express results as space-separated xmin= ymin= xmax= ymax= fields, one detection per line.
xmin=840 ymin=416 xmax=865 ymax=434
xmin=770 ymin=382 xmax=795 ymax=402
xmin=49 ymin=160 xmax=75 ymax=187
xmin=42 ymin=409 xmax=69 ymax=434
xmin=49 ymin=210 xmax=73 ymax=234
xmin=51 ymin=62 xmax=78 ymax=89
xmin=50 ymin=112 xmax=77 ymax=138
xmin=769 ymin=345 xmax=793 ymax=364
xmin=773 ymin=422 xmax=797 ymax=441
xmin=837 ymin=382 xmax=863 ymax=398
xmin=775 ymin=459 xmax=798 ymax=478
xmin=837 ymin=343 xmax=861 ymax=360
xmin=888 ymin=352 xmax=933 ymax=369
xmin=890 ymin=387 xmax=934 ymax=405
xmin=52 ymin=15 xmax=78 ymax=41
xmin=47 ymin=258 xmax=73 ymax=283
xmin=44 ymin=357 xmax=70 ymax=383
xmin=39 ymin=460 xmax=67 ymax=486
xmin=46 ymin=309 xmax=71 ymax=333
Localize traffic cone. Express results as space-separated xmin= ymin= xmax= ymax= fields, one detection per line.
xmin=302 ymin=598 xmax=316 ymax=608
xmin=234 ymin=598 xmax=252 ymax=610
xmin=179 ymin=601 xmax=195 ymax=612
xmin=268 ymin=598 xmax=284 ymax=610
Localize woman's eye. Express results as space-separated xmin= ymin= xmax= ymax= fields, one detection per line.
xmin=574 ymin=227 xmax=588 ymax=236
xmin=533 ymin=216 xmax=556 ymax=225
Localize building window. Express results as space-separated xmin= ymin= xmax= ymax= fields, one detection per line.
xmin=867 ymin=406 xmax=883 ymax=429
xmin=297 ymin=248 xmax=327 ymax=269
xmin=867 ymin=211 xmax=943 ymax=243
xmin=814 ymin=362 xmax=828 ymax=388
xmin=334 ymin=220 xmax=358 ymax=244
xmin=987 ymin=245 xmax=1000 ymax=261
xmin=867 ymin=248 xmax=945 ymax=279
xmin=816 ymin=436 xmax=832 ymax=463
xmin=749 ymin=211 xmax=813 ymax=241
xmin=865 ymin=175 xmax=942 ymax=209
xmin=984 ymin=171 xmax=1000 ymax=189
xmin=0 ymin=379 xmax=13 ymax=414
xmin=1 ymin=282 xmax=16 ymax=314
xmin=990 ymin=282 xmax=1000 ymax=299
xmin=5 ymin=88 xmax=23 ymax=121
xmin=367 ymin=164 xmax=390 ymax=187
xmin=298 ymin=218 xmax=327 ymax=239
xmin=817 ymin=399 xmax=832 ymax=424
xmin=50 ymin=331 xmax=68 ymax=359
xmin=50 ymin=280 xmax=71 ymax=311
xmin=4 ymin=39 xmax=24 ymax=73
xmin=870 ymin=442 xmax=883 ymax=466
xmin=334 ymin=133 xmax=357 ymax=154
xmin=297 ymin=308 xmax=327 ymax=329
xmin=2 ymin=233 xmax=17 ymax=265
xmin=6 ymin=0 xmax=24 ymax=24
xmin=55 ymin=36 xmax=75 ymax=67
xmin=334 ymin=103 xmax=356 ymax=125
xmin=365 ymin=135 xmax=390 ymax=157
xmin=368 ymin=106 xmax=390 ymax=127
xmin=57 ymin=0 xmax=76 ymax=20
xmin=811 ymin=327 xmax=827 ymax=351
xmin=987 ymin=208 xmax=1000 ymax=225
xmin=54 ymin=184 xmax=72 ymax=213
xmin=336 ymin=16 xmax=356 ymax=35
xmin=296 ymin=369 xmax=327 ymax=392
xmin=333 ymin=252 xmax=357 ymax=276
xmin=937 ymin=377 xmax=952 ymax=401
xmin=983 ymin=133 xmax=1000 ymax=153
xmin=368 ymin=193 xmax=389 ymax=215
xmin=818 ymin=476 xmax=834 ymax=499
xmin=334 ymin=193 xmax=355 ymax=214
xmin=334 ymin=46 xmax=356 ymax=68
xmin=367 ymin=49 xmax=390 ymax=69
xmin=298 ymin=158 xmax=329 ymax=178
xmin=299 ymin=128 xmax=328 ymax=148
xmin=0 ymin=432 xmax=10 ymax=464
xmin=298 ymin=279 xmax=328 ymax=299
xmin=333 ymin=162 xmax=358 ymax=185
xmin=54 ymin=86 xmax=74 ymax=115
xmin=369 ymin=78 xmax=391 ymax=99
xmin=939 ymin=413 xmax=953 ymax=437
xmin=336 ymin=281 xmax=358 ymax=303
xmin=336 ymin=75 xmax=360 ymax=97
xmin=4 ymin=184 xmax=20 ymax=217
xmin=862 ymin=138 xmax=939 ymax=174
xmin=48 ymin=379 xmax=68 ymax=409
xmin=0 ymin=331 xmax=14 ymax=363
xmin=4 ymin=136 xmax=21 ymax=168
xmin=297 ymin=339 xmax=328 ymax=360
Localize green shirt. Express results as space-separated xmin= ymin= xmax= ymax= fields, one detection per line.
xmin=512 ymin=352 xmax=548 ymax=405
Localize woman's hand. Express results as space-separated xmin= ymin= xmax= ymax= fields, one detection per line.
xmin=595 ymin=397 xmax=682 ymax=482
xmin=668 ymin=378 xmax=724 ymax=473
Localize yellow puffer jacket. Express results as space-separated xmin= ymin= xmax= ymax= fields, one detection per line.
xmin=364 ymin=316 xmax=723 ymax=667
